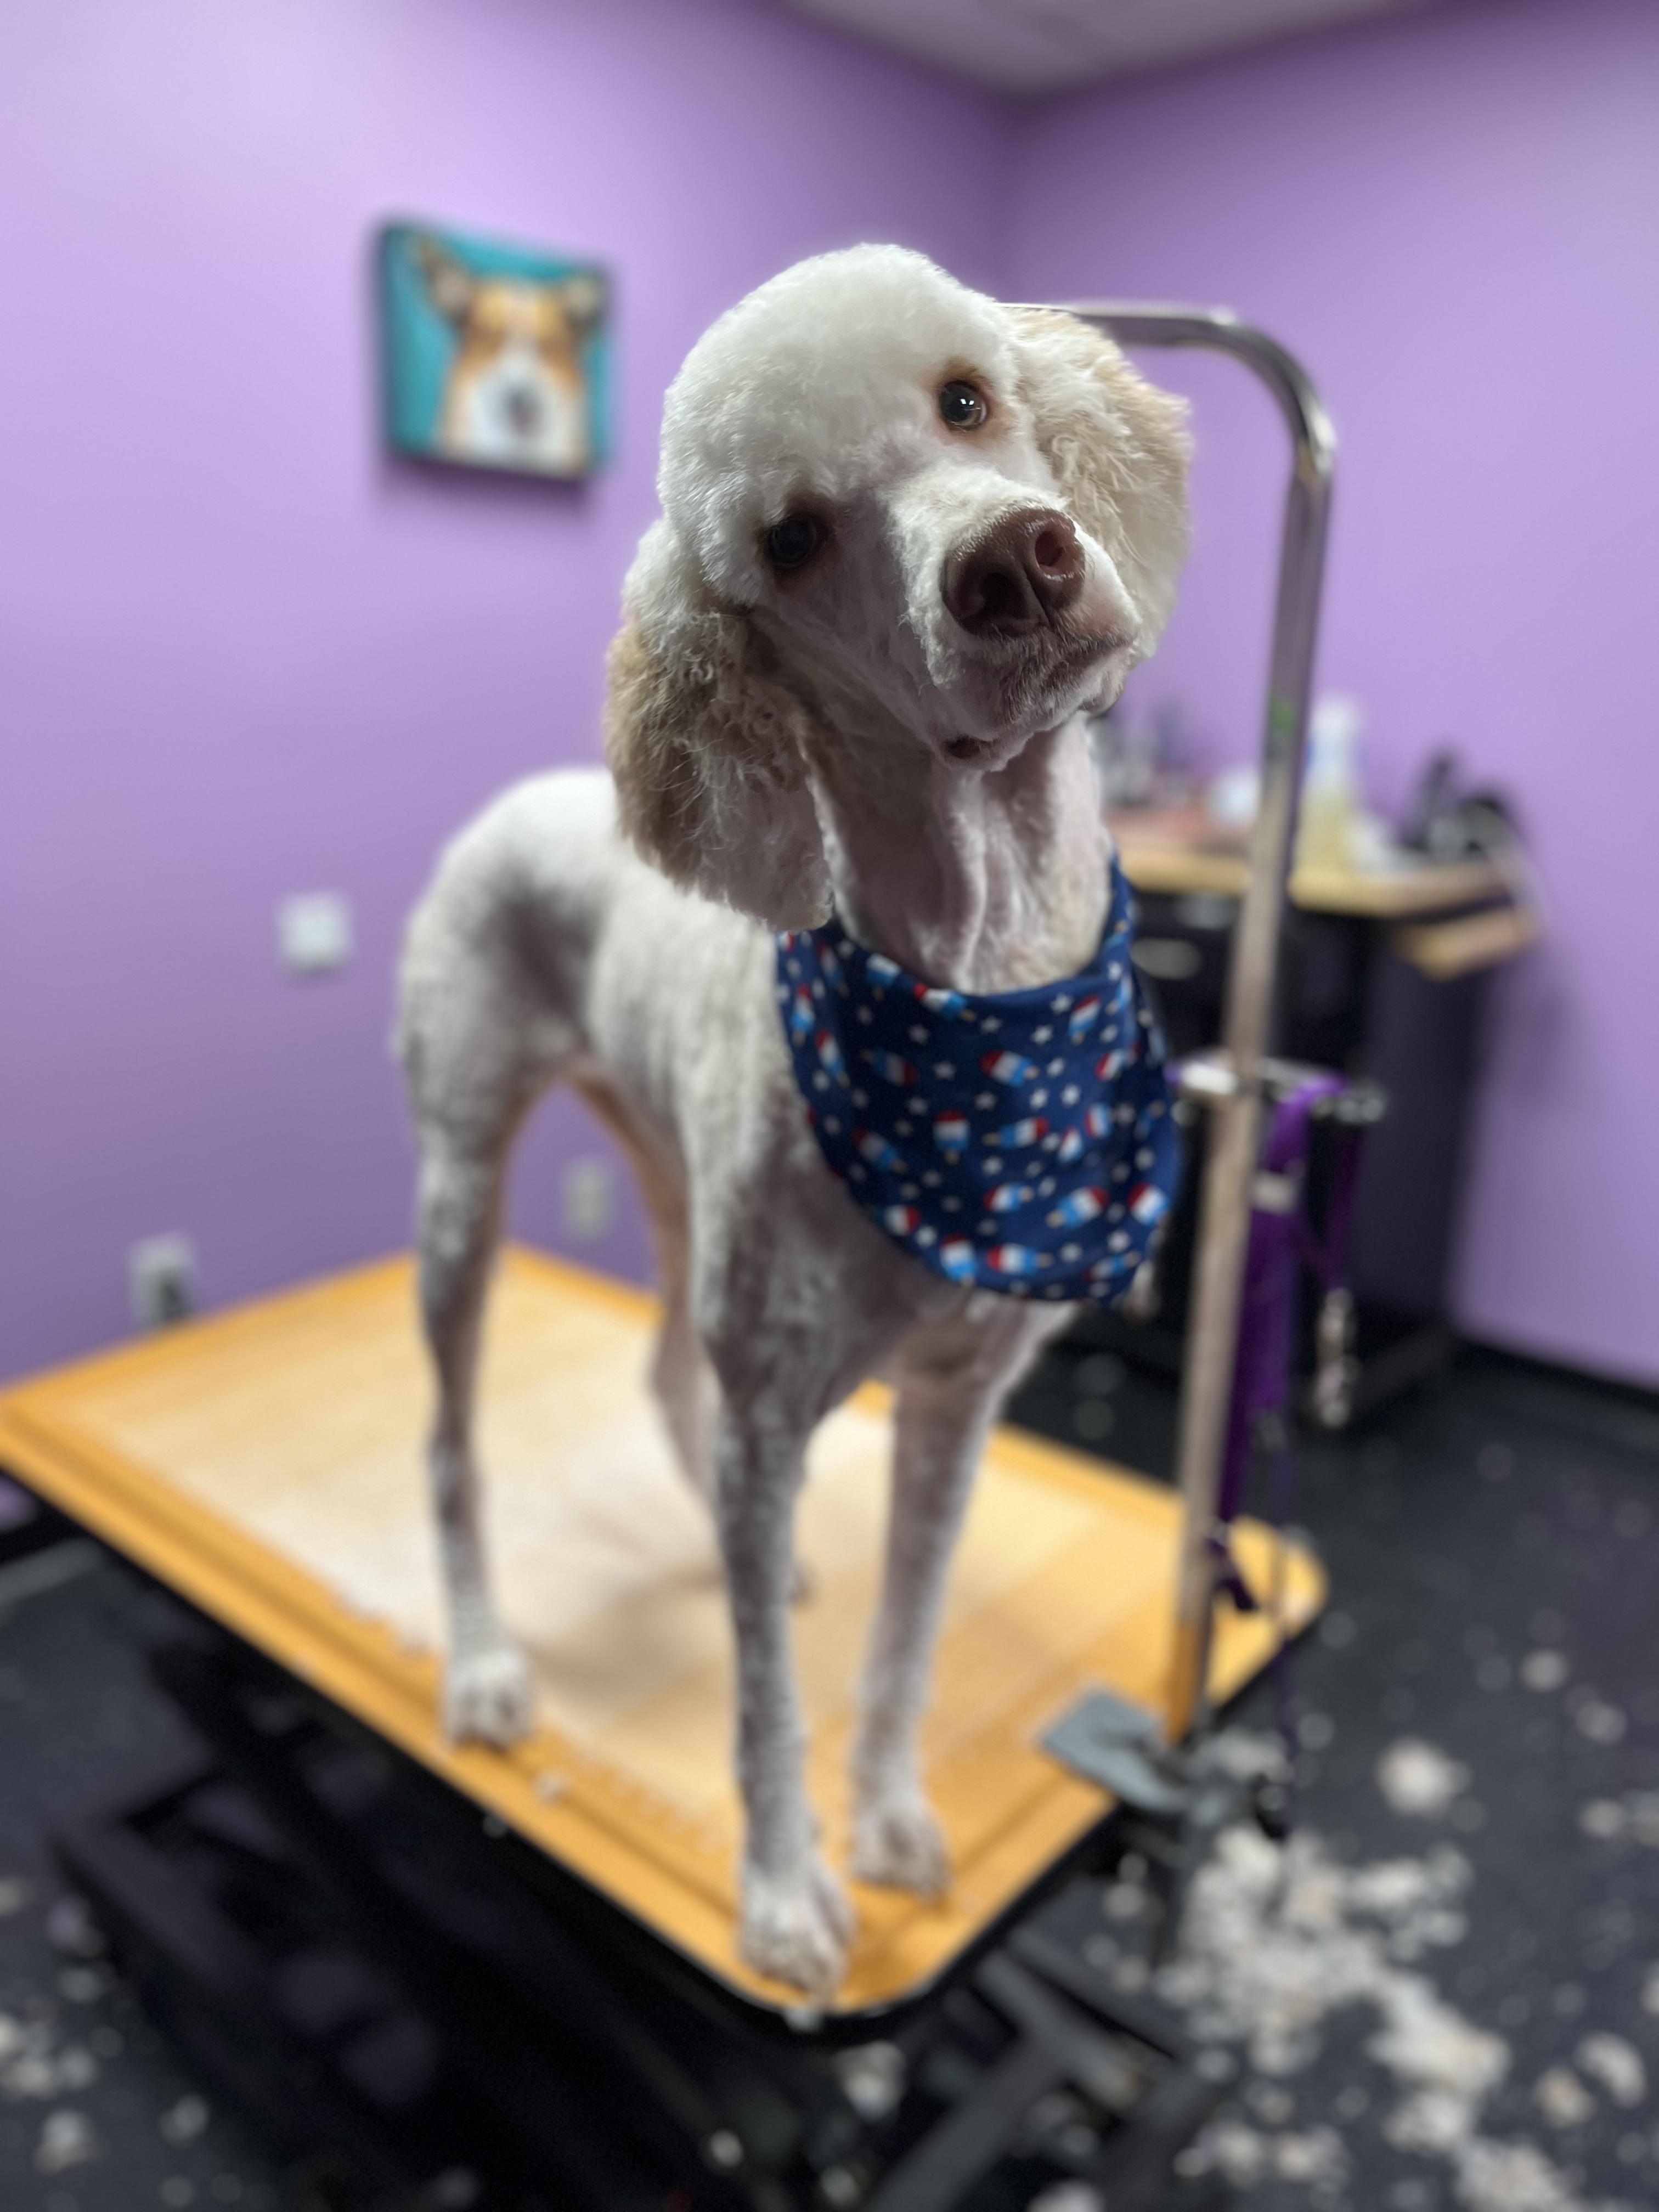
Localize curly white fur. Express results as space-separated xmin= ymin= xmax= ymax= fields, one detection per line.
xmin=399 ymin=245 xmax=1189 ymax=1999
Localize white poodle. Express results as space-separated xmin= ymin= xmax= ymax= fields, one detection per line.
xmin=398 ymin=245 xmax=1190 ymax=1999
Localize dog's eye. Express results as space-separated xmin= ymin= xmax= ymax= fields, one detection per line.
xmin=939 ymin=380 xmax=988 ymax=430
xmin=765 ymin=515 xmax=822 ymax=571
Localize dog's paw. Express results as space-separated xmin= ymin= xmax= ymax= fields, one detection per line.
xmin=740 ymin=1855 xmax=855 ymax=1999
xmin=851 ymin=1791 xmax=950 ymax=1898
xmin=443 ymin=1640 xmax=535 ymax=1748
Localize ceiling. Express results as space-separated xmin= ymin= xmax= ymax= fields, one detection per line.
xmin=779 ymin=0 xmax=1429 ymax=97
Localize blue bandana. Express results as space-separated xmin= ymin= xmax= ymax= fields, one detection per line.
xmin=776 ymin=863 xmax=1183 ymax=1305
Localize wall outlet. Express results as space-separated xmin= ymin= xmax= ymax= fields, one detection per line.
xmin=561 ymin=1157 xmax=613 ymax=1243
xmin=278 ymin=893 xmax=353 ymax=975
xmin=129 ymin=1234 xmax=197 ymax=1329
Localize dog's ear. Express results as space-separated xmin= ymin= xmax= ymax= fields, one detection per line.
xmin=558 ymin=272 xmax=606 ymax=332
xmin=1009 ymin=308 xmax=1192 ymax=654
xmin=414 ymin=235 xmax=476 ymax=326
xmin=603 ymin=521 xmax=831 ymax=930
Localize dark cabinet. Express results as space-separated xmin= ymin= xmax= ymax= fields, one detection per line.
xmin=1082 ymin=840 xmax=1536 ymax=1419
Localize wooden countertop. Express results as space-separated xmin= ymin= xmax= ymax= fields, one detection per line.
xmin=1112 ymin=825 xmax=1508 ymax=917
xmin=1110 ymin=815 xmax=1542 ymax=976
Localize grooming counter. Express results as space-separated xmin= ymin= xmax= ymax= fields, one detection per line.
xmin=0 ymin=1246 xmax=1322 ymax=2017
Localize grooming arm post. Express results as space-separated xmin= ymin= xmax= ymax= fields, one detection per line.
xmin=1067 ymin=307 xmax=1336 ymax=1738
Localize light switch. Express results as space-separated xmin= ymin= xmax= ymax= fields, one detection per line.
xmin=279 ymin=893 xmax=353 ymax=975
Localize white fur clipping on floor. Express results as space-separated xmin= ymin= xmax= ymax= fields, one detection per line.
xmin=1076 ymin=1730 xmax=1649 ymax=2212
xmin=1375 ymin=1736 xmax=1474 ymax=1821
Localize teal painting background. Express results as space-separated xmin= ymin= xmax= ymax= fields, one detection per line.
xmin=378 ymin=220 xmax=611 ymax=473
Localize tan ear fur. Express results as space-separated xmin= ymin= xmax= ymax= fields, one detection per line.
xmin=1009 ymin=308 xmax=1192 ymax=653
xmin=414 ymin=234 xmax=476 ymax=325
xmin=603 ymin=525 xmax=831 ymax=930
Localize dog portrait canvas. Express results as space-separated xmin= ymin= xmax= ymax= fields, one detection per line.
xmin=379 ymin=221 xmax=610 ymax=479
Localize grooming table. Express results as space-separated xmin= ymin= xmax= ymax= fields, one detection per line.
xmin=0 ymin=1247 xmax=1323 ymax=2017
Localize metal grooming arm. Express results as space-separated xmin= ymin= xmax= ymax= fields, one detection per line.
xmin=1064 ymin=304 xmax=1337 ymax=1740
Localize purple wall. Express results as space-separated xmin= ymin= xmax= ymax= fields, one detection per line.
xmin=1011 ymin=0 xmax=1659 ymax=1385
xmin=0 ymin=0 xmax=1011 ymax=1376
xmin=5 ymin=0 xmax=1653 ymax=1389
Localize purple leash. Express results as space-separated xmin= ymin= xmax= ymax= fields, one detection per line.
xmin=1194 ymin=1069 xmax=1370 ymax=1815
xmin=1211 ymin=1071 xmax=1345 ymax=1584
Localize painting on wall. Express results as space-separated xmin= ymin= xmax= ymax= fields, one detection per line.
xmin=379 ymin=221 xmax=610 ymax=479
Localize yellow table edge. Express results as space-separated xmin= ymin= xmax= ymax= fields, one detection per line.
xmin=0 ymin=1250 xmax=1327 ymax=2018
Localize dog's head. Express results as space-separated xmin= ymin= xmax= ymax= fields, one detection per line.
xmin=606 ymin=245 xmax=1190 ymax=927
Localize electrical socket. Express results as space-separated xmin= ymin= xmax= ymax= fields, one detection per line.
xmin=561 ymin=1158 xmax=613 ymax=1243
xmin=129 ymin=1234 xmax=196 ymax=1329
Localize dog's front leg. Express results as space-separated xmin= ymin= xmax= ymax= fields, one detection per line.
xmin=418 ymin=1145 xmax=536 ymax=1748
xmin=715 ymin=1400 xmax=853 ymax=1999
xmin=851 ymin=1306 xmax=1066 ymax=1893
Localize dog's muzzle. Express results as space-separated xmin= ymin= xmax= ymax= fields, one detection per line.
xmin=941 ymin=508 xmax=1084 ymax=639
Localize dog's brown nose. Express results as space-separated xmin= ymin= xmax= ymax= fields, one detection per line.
xmin=942 ymin=509 xmax=1085 ymax=637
